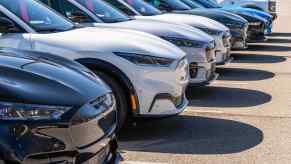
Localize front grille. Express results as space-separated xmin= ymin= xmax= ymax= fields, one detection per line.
xmin=189 ymin=62 xmax=198 ymax=78
xmin=269 ymin=1 xmax=276 ymax=12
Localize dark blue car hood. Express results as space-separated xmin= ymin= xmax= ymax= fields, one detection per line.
xmin=0 ymin=49 xmax=109 ymax=106
xmin=221 ymin=7 xmax=269 ymax=24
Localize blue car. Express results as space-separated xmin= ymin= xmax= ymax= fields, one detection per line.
xmin=189 ymin=0 xmax=273 ymax=39
xmin=222 ymin=7 xmax=273 ymax=35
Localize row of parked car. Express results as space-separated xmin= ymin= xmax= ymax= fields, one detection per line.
xmin=0 ymin=0 xmax=277 ymax=163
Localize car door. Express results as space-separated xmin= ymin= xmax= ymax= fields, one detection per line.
xmin=0 ymin=10 xmax=31 ymax=50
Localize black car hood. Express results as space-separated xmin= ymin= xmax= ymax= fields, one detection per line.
xmin=0 ymin=49 xmax=109 ymax=106
xmin=174 ymin=8 xmax=248 ymax=26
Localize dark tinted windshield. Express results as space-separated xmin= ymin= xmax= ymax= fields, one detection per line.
xmin=0 ymin=0 xmax=74 ymax=32
xmin=180 ymin=0 xmax=205 ymax=9
xmin=104 ymin=0 xmax=137 ymax=16
xmin=145 ymin=0 xmax=191 ymax=11
xmin=194 ymin=0 xmax=221 ymax=8
xmin=75 ymin=0 xmax=131 ymax=23
xmin=123 ymin=0 xmax=162 ymax=16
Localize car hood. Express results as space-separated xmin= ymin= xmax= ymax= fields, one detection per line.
xmin=223 ymin=7 xmax=272 ymax=20
xmin=0 ymin=49 xmax=110 ymax=106
xmin=144 ymin=13 xmax=229 ymax=32
xmin=30 ymin=27 xmax=186 ymax=59
xmin=175 ymin=8 xmax=248 ymax=25
xmin=157 ymin=13 xmax=228 ymax=31
xmin=100 ymin=18 xmax=213 ymax=42
xmin=220 ymin=8 xmax=268 ymax=23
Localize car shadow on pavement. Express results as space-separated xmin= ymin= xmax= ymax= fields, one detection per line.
xmin=269 ymin=32 xmax=291 ymax=37
xmin=119 ymin=115 xmax=263 ymax=155
xmin=216 ymin=67 xmax=275 ymax=81
xmin=231 ymin=53 xmax=287 ymax=64
xmin=186 ymin=86 xmax=272 ymax=108
xmin=266 ymin=38 xmax=291 ymax=44
xmin=247 ymin=44 xmax=291 ymax=52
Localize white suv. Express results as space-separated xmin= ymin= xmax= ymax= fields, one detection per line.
xmin=0 ymin=0 xmax=189 ymax=129
xmin=108 ymin=0 xmax=232 ymax=66
xmin=40 ymin=0 xmax=219 ymax=85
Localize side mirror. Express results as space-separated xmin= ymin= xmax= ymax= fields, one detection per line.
xmin=0 ymin=17 xmax=16 ymax=33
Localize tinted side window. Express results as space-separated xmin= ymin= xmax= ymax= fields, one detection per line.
xmin=146 ymin=0 xmax=172 ymax=11
xmin=105 ymin=0 xmax=136 ymax=16
xmin=45 ymin=0 xmax=95 ymax=23
xmin=0 ymin=12 xmax=25 ymax=33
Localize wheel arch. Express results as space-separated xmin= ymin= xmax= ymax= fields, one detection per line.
xmin=75 ymin=58 xmax=139 ymax=115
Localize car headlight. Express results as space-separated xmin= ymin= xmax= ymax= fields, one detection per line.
xmin=92 ymin=93 xmax=115 ymax=110
xmin=161 ymin=37 xmax=206 ymax=48
xmin=249 ymin=22 xmax=261 ymax=26
xmin=0 ymin=102 xmax=71 ymax=121
xmin=72 ymin=93 xmax=115 ymax=124
xmin=198 ymin=28 xmax=223 ymax=36
xmin=114 ymin=52 xmax=175 ymax=67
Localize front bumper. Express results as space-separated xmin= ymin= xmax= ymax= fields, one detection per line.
xmin=189 ymin=61 xmax=218 ymax=85
xmin=230 ymin=26 xmax=248 ymax=50
xmin=139 ymin=93 xmax=188 ymax=117
xmin=216 ymin=50 xmax=233 ymax=65
xmin=247 ymin=24 xmax=267 ymax=42
xmin=213 ymin=34 xmax=232 ymax=65
xmin=0 ymin=103 xmax=118 ymax=164
xmin=133 ymin=58 xmax=189 ymax=116
xmin=180 ymin=46 xmax=218 ymax=85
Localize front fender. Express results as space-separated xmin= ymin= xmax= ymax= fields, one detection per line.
xmin=75 ymin=58 xmax=140 ymax=115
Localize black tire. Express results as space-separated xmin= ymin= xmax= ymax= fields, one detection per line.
xmin=93 ymin=70 xmax=128 ymax=132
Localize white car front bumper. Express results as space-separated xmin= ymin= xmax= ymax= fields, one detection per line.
xmin=181 ymin=46 xmax=219 ymax=85
xmin=213 ymin=34 xmax=233 ymax=65
xmin=133 ymin=58 xmax=189 ymax=116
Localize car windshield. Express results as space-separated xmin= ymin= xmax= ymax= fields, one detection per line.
xmin=75 ymin=0 xmax=131 ymax=23
xmin=123 ymin=0 xmax=162 ymax=16
xmin=193 ymin=0 xmax=221 ymax=8
xmin=0 ymin=0 xmax=75 ymax=32
xmin=180 ymin=0 xmax=206 ymax=9
xmin=146 ymin=0 xmax=192 ymax=11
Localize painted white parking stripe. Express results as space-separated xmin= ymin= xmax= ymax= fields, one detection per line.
xmin=122 ymin=161 xmax=168 ymax=164
xmin=212 ymin=81 xmax=249 ymax=85
xmin=185 ymin=108 xmax=225 ymax=114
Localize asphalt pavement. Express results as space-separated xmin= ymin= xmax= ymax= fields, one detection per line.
xmin=120 ymin=0 xmax=291 ymax=163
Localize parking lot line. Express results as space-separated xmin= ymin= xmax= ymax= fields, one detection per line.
xmin=212 ymin=81 xmax=249 ymax=85
xmin=122 ymin=161 xmax=168 ymax=164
